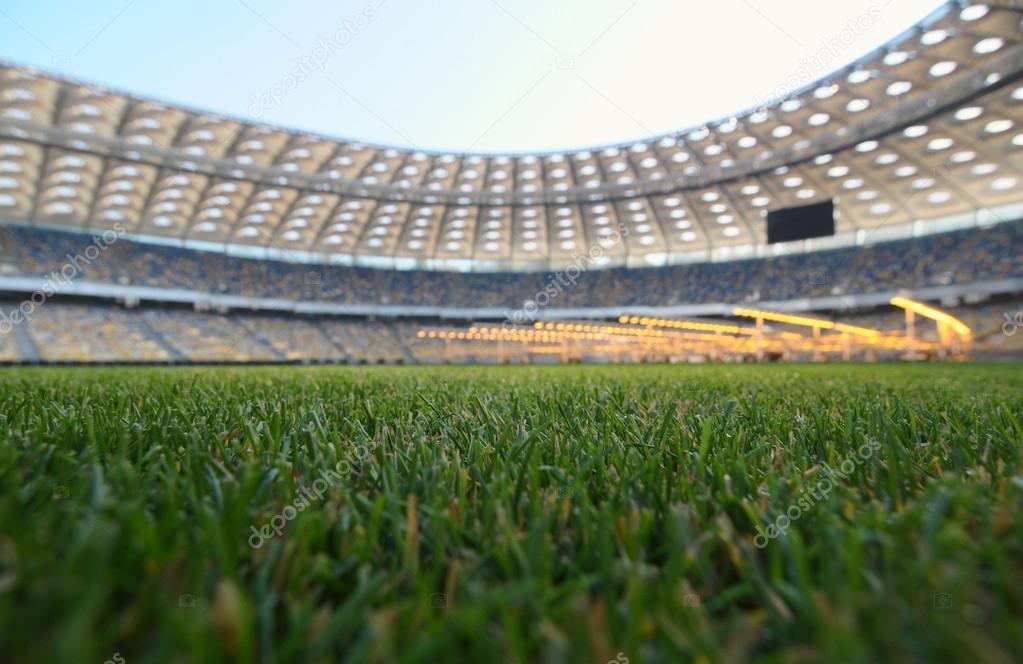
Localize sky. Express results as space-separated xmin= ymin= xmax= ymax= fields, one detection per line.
xmin=0 ymin=0 xmax=945 ymax=154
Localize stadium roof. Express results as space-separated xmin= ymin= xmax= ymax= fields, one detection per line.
xmin=1 ymin=1 xmax=1022 ymax=271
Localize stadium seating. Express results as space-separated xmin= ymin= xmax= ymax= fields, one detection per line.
xmin=2 ymin=220 xmax=1021 ymax=310
xmin=0 ymin=218 xmax=1020 ymax=364
xmin=0 ymin=298 xmax=1015 ymax=363
xmin=137 ymin=310 xmax=280 ymax=362
xmin=957 ymin=222 xmax=1023 ymax=283
xmin=24 ymin=303 xmax=171 ymax=362
xmin=0 ymin=327 xmax=18 ymax=361
xmin=0 ymin=301 xmax=419 ymax=363
xmin=236 ymin=315 xmax=346 ymax=361
xmin=318 ymin=319 xmax=409 ymax=363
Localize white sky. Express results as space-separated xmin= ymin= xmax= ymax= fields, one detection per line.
xmin=0 ymin=0 xmax=945 ymax=153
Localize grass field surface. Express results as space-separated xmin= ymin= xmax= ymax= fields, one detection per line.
xmin=0 ymin=365 xmax=1021 ymax=663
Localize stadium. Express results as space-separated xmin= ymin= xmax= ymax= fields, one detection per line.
xmin=0 ymin=0 xmax=1021 ymax=661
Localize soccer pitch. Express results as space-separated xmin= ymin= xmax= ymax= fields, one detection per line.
xmin=0 ymin=365 xmax=1021 ymax=662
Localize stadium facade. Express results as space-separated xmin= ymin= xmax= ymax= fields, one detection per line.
xmin=0 ymin=0 xmax=1021 ymax=363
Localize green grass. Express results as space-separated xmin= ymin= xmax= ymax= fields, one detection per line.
xmin=0 ymin=364 xmax=1022 ymax=663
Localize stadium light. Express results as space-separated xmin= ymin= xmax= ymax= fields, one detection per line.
xmin=890 ymin=297 xmax=971 ymax=336
xmin=731 ymin=308 xmax=881 ymax=337
xmin=618 ymin=315 xmax=756 ymax=335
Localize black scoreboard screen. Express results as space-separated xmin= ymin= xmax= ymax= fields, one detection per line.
xmin=766 ymin=200 xmax=835 ymax=244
